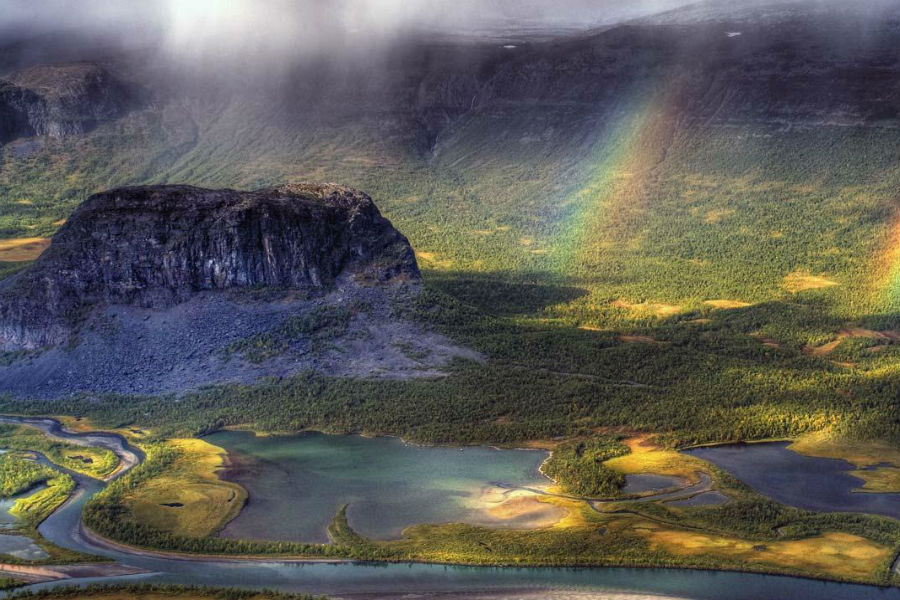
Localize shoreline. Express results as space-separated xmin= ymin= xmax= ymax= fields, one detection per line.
xmin=3 ymin=414 xmax=898 ymax=590
xmin=75 ymin=520 xmax=900 ymax=589
xmin=0 ymin=561 xmax=148 ymax=583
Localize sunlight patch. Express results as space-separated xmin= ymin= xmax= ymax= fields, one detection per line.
xmin=704 ymin=299 xmax=751 ymax=310
xmin=782 ymin=271 xmax=839 ymax=293
xmin=702 ymin=209 xmax=734 ymax=224
xmin=612 ymin=299 xmax=682 ymax=317
xmin=416 ymin=251 xmax=454 ymax=269
xmin=0 ymin=237 xmax=50 ymax=262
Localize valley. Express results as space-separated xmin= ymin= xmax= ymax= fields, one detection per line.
xmin=0 ymin=0 xmax=897 ymax=597
xmin=0 ymin=1 xmax=896 ymax=446
xmin=0 ymin=414 xmax=896 ymax=597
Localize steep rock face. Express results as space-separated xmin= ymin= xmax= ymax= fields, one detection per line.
xmin=0 ymin=82 xmax=41 ymax=143
xmin=0 ymin=63 xmax=132 ymax=142
xmin=0 ymin=183 xmax=419 ymax=349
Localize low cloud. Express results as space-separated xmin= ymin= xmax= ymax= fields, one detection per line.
xmin=3 ymin=0 xmax=695 ymax=66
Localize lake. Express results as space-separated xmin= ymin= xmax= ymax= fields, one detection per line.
xmin=685 ymin=442 xmax=900 ymax=518
xmin=17 ymin=416 xmax=896 ymax=600
xmin=207 ymin=430 xmax=553 ymax=542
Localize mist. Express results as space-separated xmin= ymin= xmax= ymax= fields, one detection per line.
xmin=0 ymin=0 xmax=697 ymax=70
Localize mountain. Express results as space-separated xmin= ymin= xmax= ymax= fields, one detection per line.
xmin=0 ymin=184 xmax=474 ymax=398
xmin=0 ymin=62 xmax=133 ymax=142
xmin=0 ymin=183 xmax=419 ymax=348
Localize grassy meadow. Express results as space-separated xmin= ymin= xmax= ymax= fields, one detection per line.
xmin=0 ymin=424 xmax=119 ymax=479
xmin=0 ymin=453 xmax=91 ymax=564
xmin=121 ymin=438 xmax=246 ymax=538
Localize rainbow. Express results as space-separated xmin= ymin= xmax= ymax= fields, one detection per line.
xmin=556 ymin=80 xmax=684 ymax=277
xmin=554 ymin=75 xmax=900 ymax=320
xmin=879 ymin=210 xmax=900 ymax=309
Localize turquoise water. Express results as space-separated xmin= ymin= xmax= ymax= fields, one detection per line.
xmin=0 ymin=480 xmax=50 ymax=559
xmin=208 ymin=430 xmax=550 ymax=542
xmin=0 ymin=482 xmax=47 ymax=528
xmin=0 ymin=415 xmax=892 ymax=600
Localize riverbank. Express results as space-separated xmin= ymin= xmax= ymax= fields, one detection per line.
xmin=3 ymin=415 xmax=898 ymax=593
xmin=0 ymin=562 xmax=147 ymax=584
xmin=74 ymin=519 xmax=900 ymax=590
xmin=0 ymin=416 xmax=141 ymax=481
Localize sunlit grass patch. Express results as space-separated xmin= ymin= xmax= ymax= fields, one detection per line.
xmin=0 ymin=453 xmax=73 ymax=526
xmin=415 ymin=251 xmax=454 ymax=269
xmin=605 ymin=436 xmax=705 ymax=483
xmin=10 ymin=472 xmax=74 ymax=525
xmin=0 ymin=237 xmax=49 ymax=261
xmin=790 ymin=430 xmax=900 ymax=467
xmin=703 ymin=299 xmax=751 ymax=310
xmin=641 ymin=527 xmax=891 ymax=580
xmin=852 ymin=467 xmax=900 ymax=494
xmin=122 ymin=438 xmax=246 ymax=538
xmin=782 ymin=271 xmax=839 ymax=293
xmin=789 ymin=430 xmax=900 ymax=493
xmin=611 ymin=299 xmax=683 ymax=318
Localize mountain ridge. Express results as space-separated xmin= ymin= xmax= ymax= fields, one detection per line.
xmin=0 ymin=62 xmax=133 ymax=142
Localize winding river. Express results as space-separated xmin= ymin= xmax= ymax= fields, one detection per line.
xmin=1 ymin=416 xmax=898 ymax=600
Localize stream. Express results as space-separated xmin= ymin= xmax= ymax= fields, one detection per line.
xmin=0 ymin=416 xmax=897 ymax=600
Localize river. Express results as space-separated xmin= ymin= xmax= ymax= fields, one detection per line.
xmin=1 ymin=416 xmax=896 ymax=600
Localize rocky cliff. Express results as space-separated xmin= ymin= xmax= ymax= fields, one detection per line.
xmin=0 ymin=63 xmax=133 ymax=143
xmin=0 ymin=183 xmax=420 ymax=349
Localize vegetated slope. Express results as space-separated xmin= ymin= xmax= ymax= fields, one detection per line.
xmin=0 ymin=0 xmax=896 ymax=443
xmin=0 ymin=184 xmax=476 ymax=397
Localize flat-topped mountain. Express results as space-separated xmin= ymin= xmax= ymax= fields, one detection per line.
xmin=0 ymin=184 xmax=471 ymax=398
xmin=0 ymin=183 xmax=419 ymax=350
